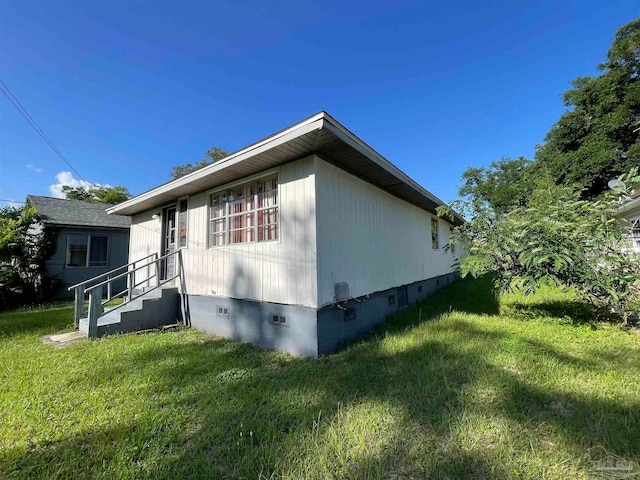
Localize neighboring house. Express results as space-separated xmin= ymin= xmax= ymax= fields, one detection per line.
xmin=619 ymin=190 xmax=640 ymax=253
xmin=106 ymin=111 xmax=465 ymax=357
xmin=28 ymin=195 xmax=131 ymax=297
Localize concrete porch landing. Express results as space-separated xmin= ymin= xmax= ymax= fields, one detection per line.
xmin=41 ymin=331 xmax=85 ymax=348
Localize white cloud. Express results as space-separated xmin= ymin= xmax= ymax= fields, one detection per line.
xmin=49 ymin=171 xmax=107 ymax=198
xmin=26 ymin=163 xmax=43 ymax=174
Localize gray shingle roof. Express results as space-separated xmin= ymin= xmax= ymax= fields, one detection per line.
xmin=27 ymin=195 xmax=131 ymax=229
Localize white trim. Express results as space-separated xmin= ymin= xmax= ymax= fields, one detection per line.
xmin=107 ymin=117 xmax=323 ymax=215
xmin=205 ymin=168 xmax=279 ymax=197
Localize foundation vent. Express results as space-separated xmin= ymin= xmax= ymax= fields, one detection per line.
xmin=343 ymin=308 xmax=356 ymax=322
xmin=271 ymin=314 xmax=287 ymax=326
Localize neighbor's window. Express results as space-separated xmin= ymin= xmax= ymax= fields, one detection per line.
xmin=178 ymin=197 xmax=188 ymax=248
xmin=208 ymin=176 xmax=279 ymax=247
xmin=66 ymin=235 xmax=108 ymax=267
xmin=431 ymin=218 xmax=439 ymax=249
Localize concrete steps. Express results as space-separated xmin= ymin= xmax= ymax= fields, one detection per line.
xmin=79 ymin=287 xmax=180 ymax=338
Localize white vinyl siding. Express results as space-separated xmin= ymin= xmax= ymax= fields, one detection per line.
xmin=315 ymin=157 xmax=456 ymax=307
xmin=128 ymin=156 xmax=317 ymax=307
xmin=128 ymin=210 xmax=163 ymax=288
xmin=128 ymin=154 xmax=457 ymax=310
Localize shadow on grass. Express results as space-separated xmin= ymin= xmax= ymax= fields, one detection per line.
xmin=3 ymin=277 xmax=638 ymax=478
xmin=508 ymin=299 xmax=612 ymax=326
xmin=363 ymin=275 xmax=500 ymax=340
xmin=7 ymin=324 xmax=638 ymax=478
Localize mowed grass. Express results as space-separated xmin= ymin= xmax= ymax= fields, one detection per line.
xmin=1 ymin=277 xmax=639 ymax=479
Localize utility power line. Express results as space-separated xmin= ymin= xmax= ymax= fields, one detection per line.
xmin=0 ymin=79 xmax=86 ymax=181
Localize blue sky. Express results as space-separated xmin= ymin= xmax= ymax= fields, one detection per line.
xmin=0 ymin=1 xmax=637 ymax=207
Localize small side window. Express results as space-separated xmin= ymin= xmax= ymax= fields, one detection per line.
xmin=431 ymin=219 xmax=439 ymax=250
xmin=450 ymin=227 xmax=455 ymax=254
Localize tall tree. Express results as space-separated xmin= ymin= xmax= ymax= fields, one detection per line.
xmin=171 ymin=146 xmax=229 ymax=179
xmin=440 ymin=168 xmax=640 ymax=324
xmin=62 ymin=185 xmax=131 ymax=204
xmin=536 ymin=17 xmax=640 ymax=198
xmin=458 ymin=157 xmax=535 ymax=216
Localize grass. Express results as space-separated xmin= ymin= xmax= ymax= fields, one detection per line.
xmin=0 ymin=276 xmax=639 ymax=479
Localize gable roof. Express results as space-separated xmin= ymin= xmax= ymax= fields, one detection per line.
xmin=28 ymin=195 xmax=131 ymax=229
xmin=108 ymin=111 xmax=464 ymax=226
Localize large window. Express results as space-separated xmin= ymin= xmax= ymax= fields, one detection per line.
xmin=431 ymin=218 xmax=439 ymax=250
xmin=66 ymin=234 xmax=108 ymax=267
xmin=209 ymin=176 xmax=279 ymax=247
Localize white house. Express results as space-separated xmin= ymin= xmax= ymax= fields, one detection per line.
xmin=619 ymin=190 xmax=640 ymax=253
xmin=100 ymin=112 xmax=463 ymax=357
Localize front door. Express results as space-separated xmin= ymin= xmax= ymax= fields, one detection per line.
xmin=162 ymin=205 xmax=177 ymax=280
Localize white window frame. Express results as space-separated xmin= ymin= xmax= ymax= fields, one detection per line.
xmin=431 ymin=218 xmax=439 ymax=250
xmin=65 ymin=234 xmax=110 ymax=268
xmin=207 ymin=172 xmax=279 ymax=248
xmin=177 ymin=196 xmax=189 ymax=249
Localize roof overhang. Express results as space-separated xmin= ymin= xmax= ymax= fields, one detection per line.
xmin=108 ymin=111 xmax=464 ymax=225
xmin=618 ymin=196 xmax=640 ymax=217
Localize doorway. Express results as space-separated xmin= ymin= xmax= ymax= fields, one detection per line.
xmin=161 ymin=205 xmax=177 ymax=280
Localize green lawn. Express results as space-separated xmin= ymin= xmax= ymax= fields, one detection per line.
xmin=1 ymin=277 xmax=639 ymax=479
